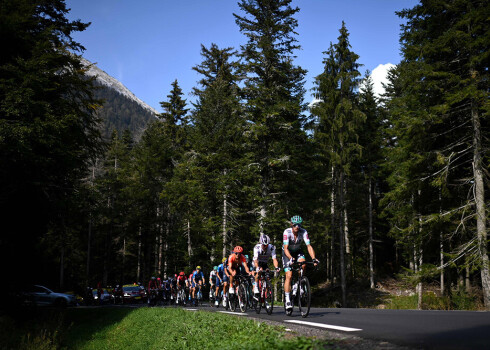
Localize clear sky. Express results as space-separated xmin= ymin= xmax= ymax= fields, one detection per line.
xmin=66 ymin=0 xmax=419 ymax=112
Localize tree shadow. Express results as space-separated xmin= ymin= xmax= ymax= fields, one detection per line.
xmin=0 ymin=305 xmax=136 ymax=349
xmin=312 ymin=282 xmax=391 ymax=308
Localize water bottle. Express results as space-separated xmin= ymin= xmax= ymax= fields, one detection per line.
xmin=292 ymin=284 xmax=297 ymax=296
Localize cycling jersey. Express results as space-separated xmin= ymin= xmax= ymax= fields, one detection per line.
xmin=228 ymin=253 xmax=246 ymax=270
xmin=253 ymin=243 xmax=277 ymax=263
xmin=177 ymin=275 xmax=186 ymax=286
xmin=283 ymin=227 xmax=310 ymax=253
xmin=193 ymin=271 xmax=204 ymax=282
xmin=209 ymin=270 xmax=217 ymax=284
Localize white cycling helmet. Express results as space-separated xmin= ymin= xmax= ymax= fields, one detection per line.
xmin=259 ymin=234 xmax=270 ymax=245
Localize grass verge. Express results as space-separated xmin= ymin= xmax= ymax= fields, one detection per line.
xmin=1 ymin=307 xmax=335 ymax=350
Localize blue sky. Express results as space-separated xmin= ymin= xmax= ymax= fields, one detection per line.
xmin=66 ymin=0 xmax=418 ymax=112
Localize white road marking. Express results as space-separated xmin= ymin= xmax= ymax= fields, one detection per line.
xmin=185 ymin=308 xmax=198 ymax=311
xmin=219 ymin=311 xmax=248 ymax=316
xmin=284 ymin=320 xmax=362 ymax=332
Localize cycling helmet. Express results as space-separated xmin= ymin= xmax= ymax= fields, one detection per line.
xmin=157 ymin=277 xmax=161 ymax=281
xmin=233 ymin=246 xmax=243 ymax=253
xmin=179 ymin=271 xmax=185 ymax=276
xmin=259 ymin=234 xmax=270 ymax=245
xmin=291 ymin=215 xmax=303 ymax=225
xmin=151 ymin=276 xmax=156 ymax=280
xmin=213 ymin=266 xmax=218 ymax=271
xmin=196 ymin=266 xmax=201 ymax=270
xmin=222 ymin=257 xmax=227 ymax=263
xmin=174 ymin=274 xmax=177 ymax=278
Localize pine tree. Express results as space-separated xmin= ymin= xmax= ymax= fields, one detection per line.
xmin=234 ymin=0 xmax=307 ymax=236
xmin=0 ymin=0 xmax=102 ymax=285
xmin=191 ymin=43 xmax=246 ymax=260
xmin=387 ymin=0 xmax=490 ymax=308
xmin=311 ymin=22 xmax=365 ymax=306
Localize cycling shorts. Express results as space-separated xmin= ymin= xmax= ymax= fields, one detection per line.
xmin=282 ymin=251 xmax=305 ymax=272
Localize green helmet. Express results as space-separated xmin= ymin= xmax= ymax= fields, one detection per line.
xmin=213 ymin=266 xmax=218 ymax=271
xmin=291 ymin=215 xmax=303 ymax=225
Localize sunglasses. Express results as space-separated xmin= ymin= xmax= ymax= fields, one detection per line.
xmin=293 ymin=224 xmax=301 ymax=228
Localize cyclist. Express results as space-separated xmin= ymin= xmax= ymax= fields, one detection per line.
xmin=253 ymin=234 xmax=280 ymax=296
xmin=282 ymin=215 xmax=319 ymax=311
xmin=227 ymin=246 xmax=251 ymax=297
xmin=170 ymin=274 xmax=178 ymax=301
xmin=192 ymin=266 xmax=205 ymax=305
xmin=176 ymin=271 xmax=187 ymax=304
xmin=147 ymin=276 xmax=159 ymax=305
xmin=209 ymin=266 xmax=218 ymax=300
xmin=217 ymin=257 xmax=229 ymax=306
xmin=188 ymin=271 xmax=195 ymax=302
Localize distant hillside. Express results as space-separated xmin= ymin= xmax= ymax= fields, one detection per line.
xmin=81 ymin=58 xmax=158 ymax=140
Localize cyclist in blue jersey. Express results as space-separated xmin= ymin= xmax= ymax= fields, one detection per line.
xmin=217 ymin=256 xmax=230 ymax=307
xmin=192 ymin=266 xmax=205 ymax=305
xmin=282 ymin=215 xmax=319 ymax=311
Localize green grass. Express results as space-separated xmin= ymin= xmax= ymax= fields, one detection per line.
xmin=385 ymin=290 xmax=481 ymax=310
xmin=2 ymin=307 xmax=335 ymax=350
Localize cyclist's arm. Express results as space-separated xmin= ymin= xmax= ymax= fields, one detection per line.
xmin=307 ymin=244 xmax=316 ymax=260
xmin=272 ymin=257 xmax=279 ymax=269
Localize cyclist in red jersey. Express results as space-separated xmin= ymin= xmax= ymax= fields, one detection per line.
xmin=227 ymin=246 xmax=251 ymax=295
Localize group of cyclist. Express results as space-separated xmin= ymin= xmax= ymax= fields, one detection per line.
xmin=147 ymin=215 xmax=318 ymax=311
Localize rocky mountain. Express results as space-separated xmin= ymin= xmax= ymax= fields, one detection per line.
xmin=81 ymin=58 xmax=158 ymax=140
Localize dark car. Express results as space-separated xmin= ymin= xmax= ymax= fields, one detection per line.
xmin=20 ymin=285 xmax=78 ymax=307
xmin=123 ymin=285 xmax=147 ymax=303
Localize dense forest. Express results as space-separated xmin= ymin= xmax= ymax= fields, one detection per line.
xmin=0 ymin=0 xmax=488 ymax=310
xmin=92 ymin=82 xmax=156 ymax=141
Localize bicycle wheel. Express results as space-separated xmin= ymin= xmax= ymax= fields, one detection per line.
xmin=238 ymin=283 xmax=247 ymax=312
xmin=229 ymin=292 xmax=237 ymax=312
xmin=298 ymin=277 xmax=311 ymax=318
xmin=265 ymin=280 xmax=274 ymax=315
xmin=255 ymin=279 xmax=262 ymax=314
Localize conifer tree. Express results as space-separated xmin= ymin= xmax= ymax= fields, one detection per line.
xmin=191 ymin=43 xmax=246 ymax=259
xmin=0 ymin=0 xmax=102 ymax=284
xmin=234 ymin=0 xmax=307 ymax=236
xmin=385 ymin=0 xmax=490 ymax=308
xmin=311 ymin=22 xmax=365 ymax=306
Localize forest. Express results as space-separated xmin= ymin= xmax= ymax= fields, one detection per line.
xmin=0 ymin=0 xmax=488 ymax=310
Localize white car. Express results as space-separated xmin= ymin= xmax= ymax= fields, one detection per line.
xmin=21 ymin=285 xmax=78 ymax=307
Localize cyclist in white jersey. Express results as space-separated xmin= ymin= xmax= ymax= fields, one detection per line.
xmin=282 ymin=215 xmax=319 ymax=310
xmin=252 ymin=234 xmax=280 ymax=295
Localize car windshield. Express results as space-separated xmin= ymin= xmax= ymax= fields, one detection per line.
xmin=123 ymin=286 xmax=140 ymax=292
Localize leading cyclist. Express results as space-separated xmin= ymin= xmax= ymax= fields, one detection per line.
xmin=282 ymin=215 xmax=319 ymax=311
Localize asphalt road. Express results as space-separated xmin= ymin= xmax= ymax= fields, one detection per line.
xmin=196 ymin=303 xmax=490 ymax=350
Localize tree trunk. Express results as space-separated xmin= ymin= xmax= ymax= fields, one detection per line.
xmin=339 ymin=170 xmax=347 ymax=307
xmin=471 ymin=102 xmax=490 ymax=309
xmin=137 ymin=226 xmax=142 ymax=282
xmin=439 ymin=188 xmax=444 ymax=295
xmin=187 ymin=216 xmax=193 ymax=267
xmin=330 ymin=166 xmax=336 ymax=283
xmin=86 ymin=213 xmax=92 ymax=282
xmin=417 ymin=245 xmax=423 ymax=310
xmin=222 ymin=191 xmax=228 ymax=259
xmin=369 ymin=176 xmax=375 ymax=289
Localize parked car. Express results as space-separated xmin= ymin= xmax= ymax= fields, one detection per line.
xmin=20 ymin=285 xmax=78 ymax=307
xmin=123 ymin=285 xmax=147 ymax=303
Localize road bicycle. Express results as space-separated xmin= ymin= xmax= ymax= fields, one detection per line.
xmin=254 ymin=269 xmax=274 ymax=315
xmin=229 ymin=274 xmax=248 ymax=312
xmin=283 ymin=261 xmax=315 ymax=318
xmin=194 ymin=283 xmax=204 ymax=306
xmin=176 ymin=287 xmax=187 ymax=306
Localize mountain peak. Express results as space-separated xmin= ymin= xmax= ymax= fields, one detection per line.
xmin=80 ymin=58 xmax=159 ymax=116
